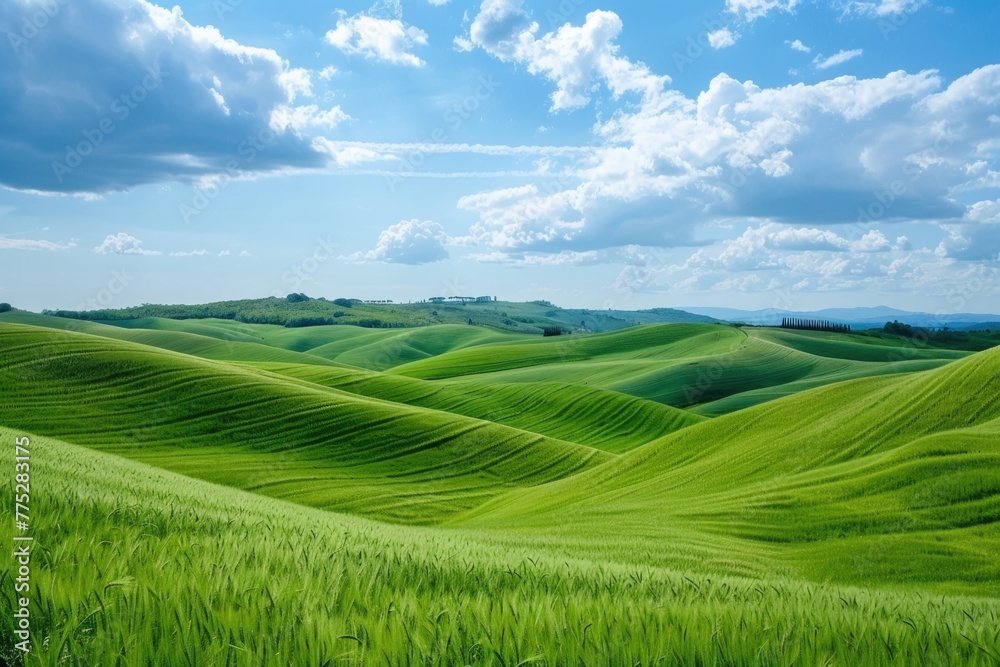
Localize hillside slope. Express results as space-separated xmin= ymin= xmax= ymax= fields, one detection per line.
xmin=246 ymin=362 xmax=705 ymax=454
xmin=0 ymin=312 xmax=347 ymax=367
xmin=0 ymin=323 xmax=611 ymax=523
xmin=457 ymin=345 xmax=1000 ymax=594
xmin=6 ymin=428 xmax=999 ymax=665
xmin=393 ymin=323 xmax=968 ymax=412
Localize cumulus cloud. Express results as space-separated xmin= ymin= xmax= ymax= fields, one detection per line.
xmin=707 ymin=28 xmax=738 ymax=49
xmin=936 ymin=226 xmax=1000 ymax=262
xmin=455 ymin=5 xmax=1000 ymax=260
xmin=966 ymin=199 xmax=1000 ymax=224
xmin=765 ymin=227 xmax=851 ymax=252
xmin=851 ymin=230 xmax=892 ymax=252
xmin=458 ymin=61 xmax=974 ymax=252
xmin=351 ymin=219 xmax=450 ymax=264
xmin=458 ymin=3 xmax=666 ymax=111
xmin=787 ymin=39 xmax=811 ymax=53
xmin=612 ymin=222 xmax=999 ymax=298
xmin=935 ymin=199 xmax=1000 ymax=261
xmin=0 ymin=0 xmax=344 ymax=195
xmin=93 ymin=233 xmax=160 ymax=256
xmin=326 ymin=13 xmax=429 ymax=67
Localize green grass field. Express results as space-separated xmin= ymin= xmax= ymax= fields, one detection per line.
xmin=2 ymin=315 xmax=999 ymax=665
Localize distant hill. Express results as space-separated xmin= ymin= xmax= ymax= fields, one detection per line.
xmin=38 ymin=296 xmax=716 ymax=333
xmin=682 ymin=305 xmax=1000 ymax=329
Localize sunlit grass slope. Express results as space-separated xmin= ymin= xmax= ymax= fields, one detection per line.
xmin=244 ymin=362 xmax=704 ymax=454
xmin=0 ymin=312 xmax=344 ymax=367
xmin=11 ymin=313 xmax=970 ymax=416
xmin=393 ymin=323 xmax=967 ymax=412
xmin=0 ymin=323 xmax=610 ymax=523
xmin=97 ymin=316 xmax=533 ymax=370
xmin=3 ymin=429 xmax=1000 ymax=666
xmin=392 ymin=324 xmax=745 ymax=379
xmin=457 ymin=345 xmax=1000 ymax=595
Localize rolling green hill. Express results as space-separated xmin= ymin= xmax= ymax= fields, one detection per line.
xmin=244 ymin=362 xmax=704 ymax=454
xmin=37 ymin=295 xmax=717 ymax=333
xmin=392 ymin=323 xmax=968 ymax=413
xmin=6 ymin=428 xmax=1000 ymax=665
xmin=455 ymin=345 xmax=1000 ymax=595
xmin=2 ymin=315 xmax=999 ymax=664
xmin=0 ymin=322 xmax=610 ymax=523
xmin=4 ymin=314 xmax=970 ymax=417
xmin=0 ymin=312 xmax=347 ymax=367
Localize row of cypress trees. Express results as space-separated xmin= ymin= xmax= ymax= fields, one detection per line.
xmin=781 ymin=318 xmax=851 ymax=333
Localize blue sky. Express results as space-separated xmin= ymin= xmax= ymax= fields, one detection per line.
xmin=1 ymin=0 xmax=999 ymax=313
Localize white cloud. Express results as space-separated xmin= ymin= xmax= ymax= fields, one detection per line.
xmin=351 ymin=219 xmax=450 ymax=264
xmin=239 ymin=251 xmax=253 ymax=257
xmin=852 ymin=230 xmax=892 ymax=252
xmin=840 ymin=0 xmax=928 ymax=17
xmin=760 ymin=149 xmax=794 ymax=177
xmin=728 ymin=0 xmax=926 ymax=20
xmin=726 ymin=0 xmax=800 ymax=21
xmin=460 ymin=4 xmax=667 ymax=111
xmin=169 ymin=249 xmax=210 ymax=257
xmin=0 ymin=237 xmax=69 ymax=251
xmin=218 ymin=250 xmax=231 ymax=256
xmin=708 ymin=28 xmax=739 ymax=49
xmin=612 ymin=222 xmax=997 ymax=298
xmin=457 ymin=2 xmax=997 ymax=262
xmin=270 ymin=104 xmax=350 ymax=133
xmin=326 ymin=14 xmax=429 ymax=67
xmin=966 ymin=198 xmax=1000 ymax=224
xmin=814 ymin=49 xmax=863 ymax=70
xmin=93 ymin=233 xmax=161 ymax=256
xmin=0 ymin=0 xmax=335 ymax=195
xmin=936 ymin=226 xmax=1000 ymax=261
xmin=934 ymin=199 xmax=1000 ymax=261
xmin=312 ymin=139 xmax=391 ymax=168
xmin=472 ymin=249 xmax=600 ymax=265
xmin=766 ymin=226 xmax=850 ymax=252
xmin=458 ymin=60 xmax=957 ymax=254
xmin=278 ymin=68 xmax=314 ymax=102
xmin=464 ymin=0 xmax=533 ymax=60
xmin=787 ymin=39 xmax=811 ymax=53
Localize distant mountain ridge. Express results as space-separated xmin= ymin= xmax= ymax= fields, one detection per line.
xmin=681 ymin=306 xmax=1000 ymax=328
